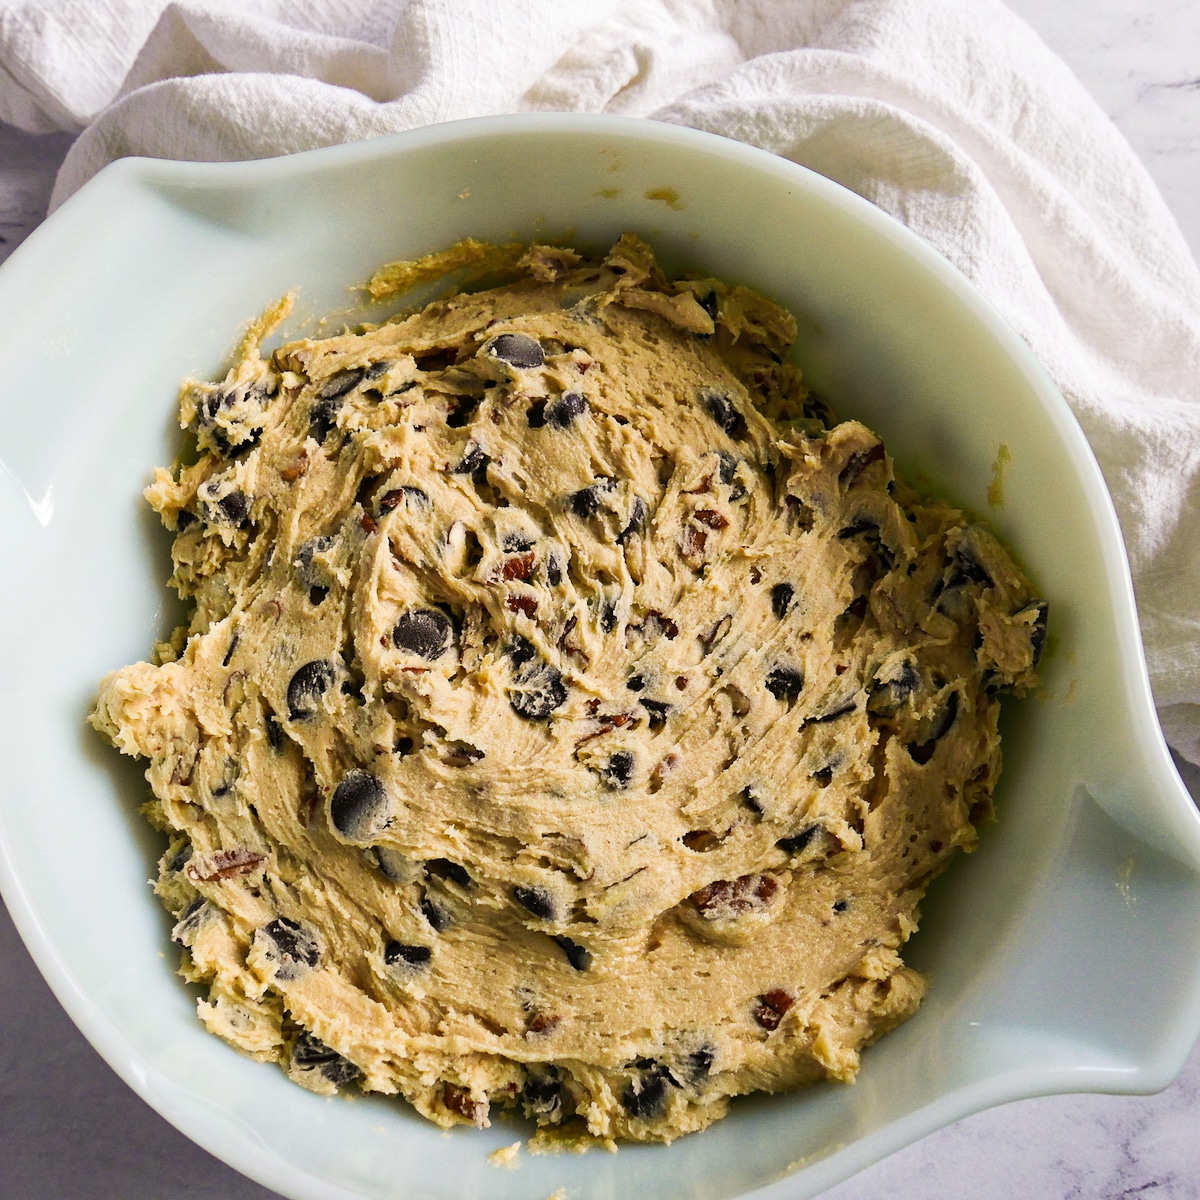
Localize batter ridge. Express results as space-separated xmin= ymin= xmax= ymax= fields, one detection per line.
xmin=92 ymin=234 xmax=1045 ymax=1144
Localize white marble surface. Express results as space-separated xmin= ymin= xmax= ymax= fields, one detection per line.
xmin=2 ymin=3 xmax=1199 ymax=1198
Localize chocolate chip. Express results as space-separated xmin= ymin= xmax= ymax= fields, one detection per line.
xmin=640 ymin=700 xmax=670 ymax=730
xmin=777 ymin=824 xmax=820 ymax=854
xmin=175 ymin=509 xmax=197 ymax=530
xmin=682 ymin=1046 xmax=714 ymax=1083
xmin=508 ymin=653 xmax=567 ymax=721
xmin=618 ymin=497 xmax=647 ymax=544
xmin=869 ymin=661 xmax=920 ymax=714
xmin=523 ymin=1068 xmax=564 ymax=1121
xmin=294 ymin=535 xmax=334 ymax=589
xmin=221 ymin=632 xmax=240 ymax=667
xmin=364 ymin=360 xmax=390 ymax=380
xmin=383 ymin=941 xmax=432 ymax=969
xmin=551 ymin=935 xmax=591 ymax=971
xmin=832 ymin=898 xmax=850 ymax=913
xmin=513 ymin=885 xmax=556 ymax=921
xmin=503 ymin=532 xmax=535 ymax=552
xmin=599 ymin=598 xmax=618 ymax=632
xmin=170 ymin=897 xmax=210 ymax=946
xmin=701 ymin=389 xmax=746 ymax=438
xmin=952 ymin=542 xmax=992 ymax=586
xmin=508 ymin=634 xmax=536 ymax=667
xmin=486 ymin=332 xmax=544 ymax=369
xmin=217 ymin=490 xmax=251 ymax=527
xmin=420 ymin=890 xmax=452 ymax=932
xmin=765 ymin=666 xmax=804 ymax=702
xmin=621 ymin=1067 xmax=669 ymax=1120
xmin=907 ymin=691 xmax=959 ymax=764
xmin=264 ymin=713 xmax=285 ymax=752
xmin=428 ymin=858 xmax=471 ymax=888
xmin=328 ymin=769 xmax=387 ymax=840
xmin=452 ymin=442 xmax=488 ymax=476
xmin=291 ymin=1031 xmax=360 ymax=1087
xmin=771 ymin=582 xmax=794 ymax=619
xmin=262 ymin=916 xmax=319 ymax=975
xmin=626 ymin=674 xmax=646 ymax=693
xmin=547 ymin=556 xmax=563 ymax=587
xmin=392 ymin=608 xmax=452 ymax=660
xmin=570 ymin=484 xmax=602 ymax=518
xmin=286 ymin=660 xmax=335 ymax=720
xmin=806 ymin=700 xmax=858 ymax=725
xmin=317 ymin=368 xmax=366 ymax=400
xmin=545 ymin=390 xmax=587 ymax=429
xmin=599 ymin=750 xmax=635 ymax=789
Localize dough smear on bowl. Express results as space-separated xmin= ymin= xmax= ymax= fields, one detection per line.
xmin=91 ymin=234 xmax=1045 ymax=1145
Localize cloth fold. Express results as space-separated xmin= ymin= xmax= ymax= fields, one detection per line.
xmin=3 ymin=0 xmax=1199 ymax=761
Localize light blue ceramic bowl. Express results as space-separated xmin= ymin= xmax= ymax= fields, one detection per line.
xmin=2 ymin=114 xmax=1199 ymax=1200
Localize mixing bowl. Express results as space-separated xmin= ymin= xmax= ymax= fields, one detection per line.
xmin=2 ymin=113 xmax=1199 ymax=1200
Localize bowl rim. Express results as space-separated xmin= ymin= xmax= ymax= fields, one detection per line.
xmin=3 ymin=110 xmax=1199 ymax=1200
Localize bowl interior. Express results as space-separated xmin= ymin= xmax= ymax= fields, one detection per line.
xmin=2 ymin=115 xmax=1200 ymax=1200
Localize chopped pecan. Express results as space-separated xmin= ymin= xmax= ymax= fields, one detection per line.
xmin=693 ymin=509 xmax=729 ymax=530
xmin=691 ymin=873 xmax=778 ymax=920
xmin=442 ymin=1082 xmax=489 ymax=1128
xmin=185 ymin=848 xmax=266 ymax=883
xmin=500 ymin=551 xmax=536 ymax=581
xmin=506 ymin=594 xmax=538 ymax=618
xmin=752 ymin=989 xmax=794 ymax=1031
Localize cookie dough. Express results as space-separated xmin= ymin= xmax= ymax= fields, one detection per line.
xmin=91 ymin=235 xmax=1045 ymax=1144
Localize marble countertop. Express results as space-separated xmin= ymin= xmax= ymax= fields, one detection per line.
xmin=2 ymin=3 xmax=1199 ymax=1198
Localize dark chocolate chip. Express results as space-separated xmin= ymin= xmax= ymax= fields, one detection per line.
xmin=513 ymin=885 xmax=556 ymax=921
xmin=503 ymin=532 xmax=535 ymax=552
xmin=508 ymin=653 xmax=567 ymax=721
xmin=328 ymin=769 xmax=387 ymax=840
xmin=832 ymin=898 xmax=850 ymax=914
xmin=626 ymin=674 xmax=646 ymax=693
xmin=264 ymin=713 xmax=285 ymax=752
xmin=217 ymin=490 xmax=251 ymax=527
xmin=317 ymin=368 xmax=366 ymax=400
xmin=507 ymin=635 xmax=536 ymax=667
xmin=428 ymin=858 xmax=471 ymax=888
xmin=599 ymin=599 xmax=618 ymax=633
xmin=546 ymin=391 xmax=587 ymax=429
xmin=364 ymin=360 xmax=390 ymax=380
xmin=682 ymin=1046 xmax=714 ymax=1083
xmin=523 ymin=1068 xmax=564 ymax=1121
xmin=451 ymin=442 xmax=488 ymax=476
xmin=291 ymin=1031 xmax=360 ymax=1087
xmin=599 ymin=750 xmax=635 ymax=789
xmin=807 ymin=700 xmax=858 ymax=725
xmin=294 ymin=535 xmax=334 ymax=588
xmin=953 ymin=542 xmax=993 ymax=586
xmin=640 ymin=700 xmax=670 ymax=730
xmin=175 ymin=509 xmax=198 ymax=530
xmin=551 ymin=934 xmax=592 ymax=971
xmin=392 ymin=608 xmax=452 ymax=660
xmin=286 ymin=659 xmax=336 ymax=721
xmin=907 ymin=691 xmax=959 ymax=764
xmin=716 ymin=450 xmax=738 ymax=486
xmin=221 ymin=632 xmax=240 ymax=667
xmin=383 ymin=941 xmax=432 ymax=969
xmin=420 ymin=890 xmax=452 ymax=932
xmin=547 ymin=556 xmax=563 ymax=587
xmin=771 ymin=582 xmax=794 ymax=619
xmin=570 ymin=485 xmax=602 ymax=518
xmin=486 ymin=332 xmax=544 ymax=369
xmin=262 ymin=916 xmax=319 ymax=971
xmin=765 ymin=666 xmax=804 ymax=702
xmin=701 ymin=389 xmax=746 ymax=438
xmin=777 ymin=824 xmax=821 ymax=854
xmin=621 ymin=1068 xmax=669 ymax=1120
xmin=617 ymin=497 xmax=647 ymax=544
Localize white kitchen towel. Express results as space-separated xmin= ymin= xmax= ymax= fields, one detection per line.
xmin=2 ymin=0 xmax=1200 ymax=762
